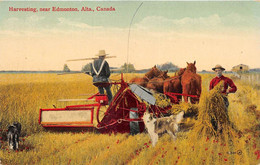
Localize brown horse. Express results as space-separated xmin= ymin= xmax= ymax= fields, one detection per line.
xmin=181 ymin=61 xmax=201 ymax=104
xmin=129 ymin=65 xmax=162 ymax=87
xmin=163 ymin=69 xmax=184 ymax=101
xmin=146 ymin=70 xmax=169 ymax=93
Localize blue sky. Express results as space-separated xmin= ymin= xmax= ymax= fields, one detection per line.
xmin=1 ymin=1 xmax=259 ymax=29
xmin=0 ymin=1 xmax=259 ymax=71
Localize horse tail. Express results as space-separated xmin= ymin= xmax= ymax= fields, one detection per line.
xmin=188 ymin=78 xmax=196 ymax=94
xmin=181 ymin=78 xmax=191 ymax=103
xmin=163 ymin=81 xmax=170 ymax=93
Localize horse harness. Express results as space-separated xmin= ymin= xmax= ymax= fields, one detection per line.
xmin=92 ymin=59 xmax=106 ymax=77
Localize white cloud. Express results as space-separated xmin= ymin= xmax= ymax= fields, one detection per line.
xmin=0 ymin=16 xmax=127 ymax=37
xmin=26 ymin=15 xmax=45 ymax=22
xmin=134 ymin=14 xmax=222 ymax=31
xmin=1 ymin=17 xmax=19 ymax=28
xmin=4 ymin=15 xmax=45 ymax=25
xmin=133 ymin=13 xmax=259 ymax=32
xmin=57 ymin=17 xmax=103 ymax=29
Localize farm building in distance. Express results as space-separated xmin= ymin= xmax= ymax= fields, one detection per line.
xmin=232 ymin=64 xmax=249 ymax=73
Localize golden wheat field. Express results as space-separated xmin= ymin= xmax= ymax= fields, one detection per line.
xmin=0 ymin=73 xmax=259 ymax=165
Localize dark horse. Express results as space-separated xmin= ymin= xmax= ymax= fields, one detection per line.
xmin=146 ymin=70 xmax=169 ymax=93
xmin=163 ymin=68 xmax=185 ymax=101
xmin=181 ymin=61 xmax=201 ymax=104
xmin=129 ymin=65 xmax=162 ymax=87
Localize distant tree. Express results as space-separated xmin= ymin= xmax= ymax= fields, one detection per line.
xmin=81 ymin=63 xmax=92 ymax=72
xmin=120 ymin=63 xmax=135 ymax=73
xmin=157 ymin=62 xmax=179 ymax=72
xmin=63 ymin=64 xmax=70 ymax=72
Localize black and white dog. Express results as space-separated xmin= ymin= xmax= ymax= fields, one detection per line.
xmin=142 ymin=111 xmax=184 ymax=147
xmin=7 ymin=122 xmax=21 ymax=150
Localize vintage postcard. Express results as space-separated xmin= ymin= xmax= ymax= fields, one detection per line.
xmin=0 ymin=1 xmax=259 ymax=164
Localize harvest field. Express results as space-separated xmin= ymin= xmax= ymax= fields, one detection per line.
xmin=0 ymin=73 xmax=259 ymax=165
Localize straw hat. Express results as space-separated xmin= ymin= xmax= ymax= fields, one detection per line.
xmin=212 ymin=64 xmax=225 ymax=71
xmin=95 ymin=50 xmax=109 ymax=57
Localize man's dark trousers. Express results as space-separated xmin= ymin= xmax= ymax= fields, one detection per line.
xmin=98 ymin=85 xmax=112 ymax=103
